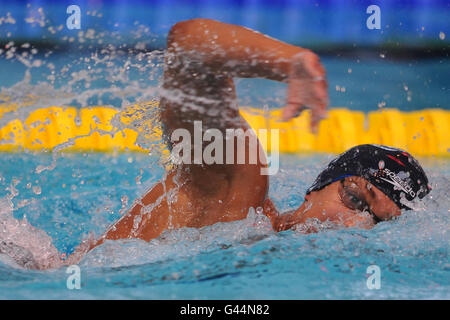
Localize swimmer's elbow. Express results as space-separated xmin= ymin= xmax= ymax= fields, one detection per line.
xmin=167 ymin=18 xmax=214 ymax=48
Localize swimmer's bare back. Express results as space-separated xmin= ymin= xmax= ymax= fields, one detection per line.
xmin=87 ymin=18 xmax=328 ymax=251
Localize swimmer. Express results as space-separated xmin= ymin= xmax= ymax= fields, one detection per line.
xmin=3 ymin=19 xmax=431 ymax=269
xmin=85 ymin=18 xmax=430 ymax=250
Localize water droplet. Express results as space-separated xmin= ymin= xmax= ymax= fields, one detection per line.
xmin=32 ymin=185 xmax=41 ymax=195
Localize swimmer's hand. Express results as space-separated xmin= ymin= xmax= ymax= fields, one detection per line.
xmin=262 ymin=198 xmax=279 ymax=230
xmin=263 ymin=198 xmax=298 ymax=232
xmin=263 ymin=198 xmax=319 ymax=233
xmin=282 ymin=51 xmax=328 ymax=133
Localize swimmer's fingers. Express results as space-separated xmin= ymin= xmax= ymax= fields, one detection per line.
xmin=310 ymin=80 xmax=328 ymax=133
xmin=281 ymin=103 xmax=308 ymax=121
xmin=283 ymin=51 xmax=328 ymax=133
xmin=262 ymin=198 xmax=280 ymax=229
xmin=282 ymin=78 xmax=328 ymax=133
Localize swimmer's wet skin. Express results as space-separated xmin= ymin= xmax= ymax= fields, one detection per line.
xmin=85 ymin=19 xmax=431 ymax=256
xmin=267 ymin=144 xmax=431 ymax=233
xmin=6 ymin=19 xmax=431 ymax=269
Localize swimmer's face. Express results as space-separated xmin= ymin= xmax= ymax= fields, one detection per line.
xmin=274 ymin=176 xmax=401 ymax=231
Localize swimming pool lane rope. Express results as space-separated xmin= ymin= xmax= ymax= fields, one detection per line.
xmin=0 ymin=102 xmax=448 ymax=156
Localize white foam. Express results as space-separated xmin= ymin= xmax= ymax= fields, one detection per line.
xmin=0 ymin=196 xmax=62 ymax=269
xmin=80 ymin=207 xmax=274 ymax=268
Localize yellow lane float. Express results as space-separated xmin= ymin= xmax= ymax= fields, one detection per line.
xmin=0 ymin=102 xmax=448 ymax=156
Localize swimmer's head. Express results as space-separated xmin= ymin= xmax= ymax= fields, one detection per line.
xmin=273 ymin=144 xmax=431 ymax=231
xmin=306 ymin=144 xmax=431 ymax=210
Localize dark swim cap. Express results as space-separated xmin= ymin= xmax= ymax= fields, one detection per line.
xmin=306 ymin=144 xmax=431 ymax=210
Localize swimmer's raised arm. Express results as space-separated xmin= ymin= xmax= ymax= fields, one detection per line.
xmin=163 ymin=18 xmax=328 ymax=130
xmin=82 ymin=18 xmax=329 ymax=255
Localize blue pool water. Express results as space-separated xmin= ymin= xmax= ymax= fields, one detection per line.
xmin=0 ymin=152 xmax=448 ymax=299
xmin=0 ymin=23 xmax=449 ymax=299
xmin=0 ymin=53 xmax=449 ymax=113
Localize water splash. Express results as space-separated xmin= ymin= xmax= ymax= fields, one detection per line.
xmin=80 ymin=206 xmax=274 ymax=268
xmin=0 ymin=184 xmax=62 ymax=270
